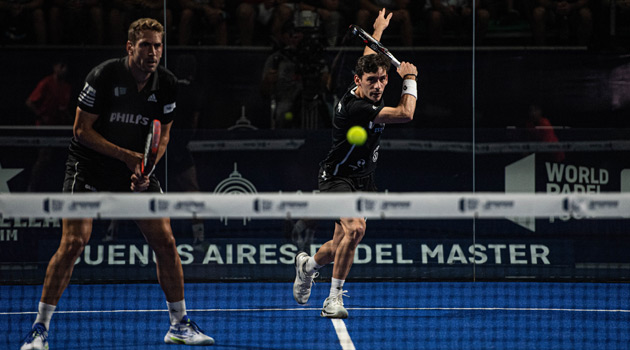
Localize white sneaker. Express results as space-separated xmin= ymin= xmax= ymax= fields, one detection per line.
xmin=164 ymin=316 xmax=214 ymax=346
xmin=320 ymin=291 xmax=349 ymax=319
xmin=293 ymin=252 xmax=318 ymax=304
xmin=20 ymin=323 xmax=48 ymax=350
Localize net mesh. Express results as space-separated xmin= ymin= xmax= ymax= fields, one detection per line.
xmin=2 ymin=192 xmax=630 ymax=349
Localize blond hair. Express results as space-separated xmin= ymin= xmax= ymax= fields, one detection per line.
xmin=128 ymin=18 xmax=164 ymax=44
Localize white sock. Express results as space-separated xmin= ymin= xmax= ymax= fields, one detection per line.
xmin=167 ymin=300 xmax=187 ymax=325
xmin=34 ymin=302 xmax=56 ymax=330
xmin=304 ymin=257 xmax=323 ymax=275
xmin=329 ymin=278 xmax=345 ymax=298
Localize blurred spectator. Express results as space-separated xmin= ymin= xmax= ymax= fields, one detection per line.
xmin=179 ymin=0 xmax=227 ymax=45
xmin=49 ymin=0 xmax=104 ymax=45
xmin=532 ymin=0 xmax=592 ymax=45
xmin=425 ymin=0 xmax=490 ymax=45
xmin=25 ymin=59 xmax=72 ymax=191
xmin=0 ymin=0 xmax=46 ymax=44
xmin=235 ymin=0 xmax=295 ymax=46
xmin=357 ymin=0 xmax=413 ymax=46
xmin=109 ymin=0 xmax=173 ymax=45
xmin=25 ymin=60 xmax=72 ymax=126
xmin=261 ymin=21 xmax=331 ymax=128
xmin=524 ymin=104 xmax=565 ymax=162
xmin=299 ymin=0 xmax=343 ymax=46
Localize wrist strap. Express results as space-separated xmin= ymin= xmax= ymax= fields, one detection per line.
xmin=402 ymin=79 xmax=417 ymax=99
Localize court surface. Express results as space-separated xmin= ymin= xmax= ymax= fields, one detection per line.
xmin=3 ymin=281 xmax=630 ymax=349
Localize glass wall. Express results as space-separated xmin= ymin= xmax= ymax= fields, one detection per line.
xmin=0 ymin=0 xmax=629 ymax=282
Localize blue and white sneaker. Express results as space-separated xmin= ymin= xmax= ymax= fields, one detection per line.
xmin=20 ymin=323 xmax=48 ymax=350
xmin=164 ymin=316 xmax=214 ymax=346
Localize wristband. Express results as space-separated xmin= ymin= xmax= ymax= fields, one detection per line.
xmin=401 ymin=79 xmax=417 ymax=99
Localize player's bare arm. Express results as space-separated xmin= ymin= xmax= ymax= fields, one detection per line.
xmin=73 ymin=106 xmax=142 ymax=171
xmin=374 ymin=62 xmax=418 ymax=124
xmin=363 ymin=8 xmax=392 ymax=56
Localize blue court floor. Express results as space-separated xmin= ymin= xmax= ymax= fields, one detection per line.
xmin=2 ymin=282 xmax=630 ymax=349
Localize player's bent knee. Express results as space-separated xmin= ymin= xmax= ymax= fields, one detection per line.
xmin=59 ymin=235 xmax=88 ymax=258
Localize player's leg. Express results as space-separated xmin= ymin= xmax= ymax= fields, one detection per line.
xmin=135 ymin=218 xmax=214 ymax=346
xmin=321 ymin=217 xmax=366 ymax=319
xmin=21 ymin=218 xmax=94 ymax=350
xmin=292 ymin=220 xmax=344 ymax=304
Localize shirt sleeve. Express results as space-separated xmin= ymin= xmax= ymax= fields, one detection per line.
xmin=77 ymin=65 xmax=105 ymax=115
xmin=161 ymin=76 xmax=177 ymax=125
xmin=346 ymin=98 xmax=383 ymax=125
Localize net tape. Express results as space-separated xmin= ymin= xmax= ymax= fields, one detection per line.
xmin=0 ymin=192 xmax=628 ymax=219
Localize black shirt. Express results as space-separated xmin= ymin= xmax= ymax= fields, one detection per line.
xmin=320 ymin=84 xmax=385 ymax=178
xmin=71 ymin=57 xmax=177 ymax=175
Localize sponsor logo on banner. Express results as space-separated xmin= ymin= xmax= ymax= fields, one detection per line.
xmin=277 ymin=201 xmax=308 ymax=211
xmin=381 ymin=201 xmax=411 ymax=211
xmin=587 ymin=199 xmax=618 ymax=210
xmin=458 ymin=198 xmax=479 ymax=212
xmin=252 ymin=199 xmax=308 ymax=212
xmin=68 ymin=201 xmax=100 ymax=211
xmin=356 ymin=198 xmax=376 ymax=212
xmin=253 ymin=199 xmax=272 ymax=212
xmin=43 ymin=198 xmax=64 ymax=213
xmin=149 ymin=199 xmax=169 ymax=212
xmin=483 ymin=200 xmax=514 ymax=211
xmin=563 ymin=198 xmax=619 ymax=213
xmin=357 ymin=198 xmax=410 ymax=212
xmin=174 ymin=201 xmax=205 ymax=212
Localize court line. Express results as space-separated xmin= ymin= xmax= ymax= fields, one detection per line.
xmin=4 ymin=306 xmax=630 ymax=316
xmin=331 ymin=319 xmax=356 ymax=350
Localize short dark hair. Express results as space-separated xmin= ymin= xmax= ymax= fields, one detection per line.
xmin=355 ymin=54 xmax=390 ymax=77
xmin=128 ymin=18 xmax=164 ymax=44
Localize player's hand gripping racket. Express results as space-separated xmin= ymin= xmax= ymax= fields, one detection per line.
xmin=141 ymin=119 xmax=161 ymax=177
xmin=349 ymin=24 xmax=401 ymax=68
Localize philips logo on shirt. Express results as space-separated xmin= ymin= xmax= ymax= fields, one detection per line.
xmin=109 ymin=113 xmax=149 ymax=125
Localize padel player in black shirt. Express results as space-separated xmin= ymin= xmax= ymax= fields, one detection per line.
xmin=292 ymin=8 xmax=419 ymax=319
xmin=67 ymin=54 xmax=177 ymax=190
xmin=20 ymin=18 xmax=214 ymax=350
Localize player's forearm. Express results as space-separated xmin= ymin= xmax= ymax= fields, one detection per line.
xmin=74 ymin=109 xmax=136 ymax=164
xmin=155 ymin=122 xmax=171 ymax=164
xmin=397 ymin=94 xmax=416 ymax=121
xmin=75 ymin=126 xmax=132 ymax=162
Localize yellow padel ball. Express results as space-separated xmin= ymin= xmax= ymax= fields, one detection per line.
xmin=347 ymin=125 xmax=367 ymax=146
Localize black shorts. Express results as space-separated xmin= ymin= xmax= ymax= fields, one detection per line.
xmin=318 ymin=168 xmax=375 ymax=224
xmin=62 ymin=154 xmax=162 ymax=193
xmin=318 ymin=168 xmax=377 ymax=193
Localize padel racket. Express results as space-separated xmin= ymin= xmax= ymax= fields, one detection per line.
xmin=349 ymin=24 xmax=401 ymax=68
xmin=141 ymin=119 xmax=161 ymax=176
